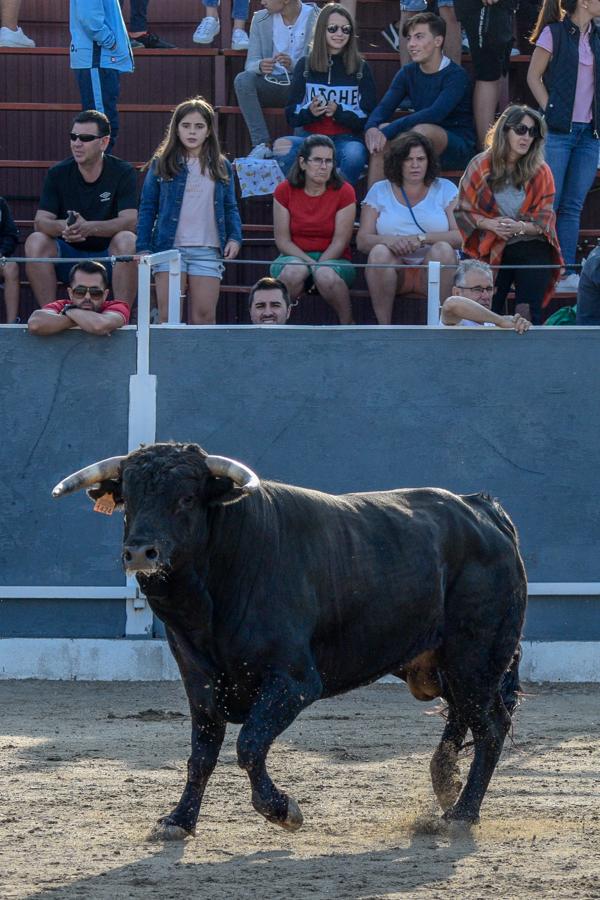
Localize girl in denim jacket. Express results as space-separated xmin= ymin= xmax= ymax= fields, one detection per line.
xmin=137 ymin=97 xmax=242 ymax=324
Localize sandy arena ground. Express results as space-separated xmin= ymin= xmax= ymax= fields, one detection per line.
xmin=1 ymin=680 xmax=600 ymax=899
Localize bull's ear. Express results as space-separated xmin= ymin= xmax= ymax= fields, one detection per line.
xmin=205 ymin=475 xmax=250 ymax=507
xmin=86 ymin=478 xmax=125 ymax=510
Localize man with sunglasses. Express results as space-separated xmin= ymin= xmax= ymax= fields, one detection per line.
xmin=27 ymin=260 xmax=130 ymax=336
xmin=25 ymin=110 xmax=137 ymax=311
xmin=234 ymin=0 xmax=318 ymax=159
xmin=440 ymin=259 xmax=531 ymax=331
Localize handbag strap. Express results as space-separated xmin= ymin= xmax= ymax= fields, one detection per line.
xmin=398 ymin=184 xmax=427 ymax=234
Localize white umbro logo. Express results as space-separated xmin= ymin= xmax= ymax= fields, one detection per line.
xmin=99 ymin=191 xmax=111 ymax=202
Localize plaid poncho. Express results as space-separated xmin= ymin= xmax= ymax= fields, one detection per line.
xmin=455 ymin=151 xmax=563 ymax=307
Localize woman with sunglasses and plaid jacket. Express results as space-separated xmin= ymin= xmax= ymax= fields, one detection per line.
xmin=455 ymin=104 xmax=562 ymax=325
xmin=273 ymin=3 xmax=376 ymax=185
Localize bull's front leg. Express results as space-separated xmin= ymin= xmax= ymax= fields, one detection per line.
xmin=237 ymin=667 xmax=322 ymax=831
xmin=149 ymin=712 xmax=225 ymax=841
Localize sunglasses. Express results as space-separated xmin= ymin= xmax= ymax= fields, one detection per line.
xmin=69 ymin=132 xmax=103 ymax=143
xmin=70 ymin=285 xmax=106 ymax=299
xmin=326 ymin=24 xmax=352 ymax=34
xmin=507 ymin=123 xmax=539 ymax=138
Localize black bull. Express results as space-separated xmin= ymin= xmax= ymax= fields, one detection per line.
xmin=53 ymin=442 xmax=527 ymax=838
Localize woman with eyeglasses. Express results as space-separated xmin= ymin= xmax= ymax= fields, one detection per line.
xmin=356 ymin=131 xmax=461 ymax=325
xmin=455 ymin=104 xmax=562 ymax=325
xmin=271 ymin=134 xmax=357 ymax=323
xmin=273 ymin=2 xmax=376 ymax=184
xmin=527 ymin=0 xmax=600 ymax=292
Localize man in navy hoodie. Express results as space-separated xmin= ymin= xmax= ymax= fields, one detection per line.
xmin=365 ymin=12 xmax=475 ymax=186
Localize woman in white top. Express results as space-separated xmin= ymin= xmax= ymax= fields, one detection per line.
xmin=356 ymin=131 xmax=460 ymax=324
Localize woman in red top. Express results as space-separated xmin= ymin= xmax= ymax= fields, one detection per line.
xmin=271 ymin=134 xmax=357 ymax=323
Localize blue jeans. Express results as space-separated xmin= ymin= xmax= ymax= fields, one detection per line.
xmin=129 ymin=0 xmax=149 ymax=32
xmin=275 ymin=132 xmax=368 ymax=186
xmin=203 ymin=0 xmax=249 ymax=19
xmin=545 ymin=123 xmax=599 ymax=269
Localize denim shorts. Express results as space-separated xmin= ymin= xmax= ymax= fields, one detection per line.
xmin=401 ymin=0 xmax=454 ymax=11
xmin=54 ymin=238 xmax=113 ymax=285
xmin=153 ymin=246 xmax=225 ymax=279
xmin=440 ymin=130 xmax=476 ymax=171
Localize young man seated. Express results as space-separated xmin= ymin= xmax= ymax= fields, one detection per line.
xmin=27 ymin=260 xmax=130 ymax=336
xmin=441 ymin=259 xmax=530 ymax=331
xmin=364 ymin=12 xmax=476 ymax=187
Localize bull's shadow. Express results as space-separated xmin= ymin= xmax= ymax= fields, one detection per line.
xmin=24 ymin=830 xmax=477 ymax=900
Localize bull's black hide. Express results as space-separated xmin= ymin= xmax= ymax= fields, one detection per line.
xmin=54 ymin=442 xmax=527 ymax=839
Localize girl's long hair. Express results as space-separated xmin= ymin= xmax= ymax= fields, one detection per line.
xmin=147 ymin=96 xmax=228 ymax=182
xmin=486 ymin=105 xmax=547 ymax=189
xmin=530 ymin=0 xmax=577 ymax=43
xmin=308 ymin=3 xmax=362 ymax=74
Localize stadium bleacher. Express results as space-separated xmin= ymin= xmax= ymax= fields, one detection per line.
xmin=1 ymin=0 xmax=597 ymax=324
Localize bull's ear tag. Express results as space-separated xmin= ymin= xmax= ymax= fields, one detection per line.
xmin=93 ymin=493 xmax=116 ymax=516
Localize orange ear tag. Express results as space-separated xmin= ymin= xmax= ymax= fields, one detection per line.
xmin=93 ymin=493 xmax=116 ymax=516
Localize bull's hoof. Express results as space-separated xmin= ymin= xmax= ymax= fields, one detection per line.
xmin=430 ymin=742 xmax=462 ymax=812
xmin=269 ymin=797 xmax=303 ymax=831
xmin=442 ymin=807 xmax=479 ymax=827
xmin=281 ymin=797 xmax=304 ymax=831
xmin=146 ymin=818 xmax=195 ymax=842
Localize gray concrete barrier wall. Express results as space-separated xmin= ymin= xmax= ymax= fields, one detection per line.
xmin=1 ymin=325 xmax=599 ymax=642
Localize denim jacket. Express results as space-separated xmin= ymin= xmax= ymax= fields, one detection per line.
xmin=543 ymin=17 xmax=600 ymax=136
xmin=136 ymin=158 xmax=243 ymax=254
xmin=69 ymin=0 xmax=134 ymax=72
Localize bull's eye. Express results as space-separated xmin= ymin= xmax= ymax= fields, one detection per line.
xmin=179 ymin=494 xmax=195 ymax=509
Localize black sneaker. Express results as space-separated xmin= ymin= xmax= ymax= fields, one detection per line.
xmin=129 ymin=31 xmax=176 ymax=49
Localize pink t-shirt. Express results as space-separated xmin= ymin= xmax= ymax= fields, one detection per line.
xmin=537 ymin=25 xmax=593 ymax=123
xmin=174 ymin=159 xmax=220 ymax=248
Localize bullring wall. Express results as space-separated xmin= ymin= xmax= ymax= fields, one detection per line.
xmin=1 ymin=325 xmax=599 ymax=679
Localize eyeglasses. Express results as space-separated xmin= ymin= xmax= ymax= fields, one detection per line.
xmin=69 ymin=132 xmax=103 ymax=143
xmin=306 ymin=156 xmax=334 ymax=166
xmin=456 ymin=284 xmax=493 ymax=296
xmin=507 ymin=123 xmax=538 ymax=138
xmin=326 ymin=24 xmax=352 ymax=34
xmin=70 ymin=285 xmax=106 ymax=299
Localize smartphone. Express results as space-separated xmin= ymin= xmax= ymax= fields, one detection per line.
xmin=66 ymin=210 xmax=76 ymax=226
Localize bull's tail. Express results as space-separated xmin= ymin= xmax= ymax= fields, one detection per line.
xmin=500 ymin=643 xmax=522 ymax=716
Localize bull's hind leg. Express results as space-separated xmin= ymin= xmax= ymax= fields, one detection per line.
xmin=430 ymin=705 xmax=468 ymax=812
xmin=443 ymin=690 xmax=512 ymax=824
xmin=237 ymin=668 xmax=322 ymax=831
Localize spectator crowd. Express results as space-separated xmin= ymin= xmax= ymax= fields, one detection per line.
xmin=0 ymin=0 xmax=598 ymax=329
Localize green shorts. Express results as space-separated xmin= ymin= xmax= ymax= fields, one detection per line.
xmin=270 ymin=251 xmax=356 ymax=289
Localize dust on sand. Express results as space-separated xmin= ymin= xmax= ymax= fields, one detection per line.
xmin=1 ymin=680 xmax=599 ymax=899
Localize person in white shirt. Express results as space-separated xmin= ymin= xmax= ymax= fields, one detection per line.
xmin=441 ymin=259 xmax=531 ymax=331
xmin=234 ymin=0 xmax=318 ymax=158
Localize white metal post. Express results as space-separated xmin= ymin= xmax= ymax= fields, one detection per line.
xmin=427 ymin=260 xmax=441 ymax=326
xmin=168 ymin=251 xmax=181 ymax=324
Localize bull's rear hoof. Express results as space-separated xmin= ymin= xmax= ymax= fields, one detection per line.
xmin=146 ymin=819 xmax=195 ymax=842
xmin=430 ymin=742 xmax=462 ymax=812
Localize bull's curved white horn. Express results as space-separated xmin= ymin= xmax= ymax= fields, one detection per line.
xmin=205 ymin=455 xmax=260 ymax=491
xmin=52 ymin=456 xmax=126 ymax=498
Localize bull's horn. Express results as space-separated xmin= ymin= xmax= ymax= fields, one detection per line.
xmin=205 ymin=455 xmax=260 ymax=491
xmin=52 ymin=456 xmax=126 ymax=498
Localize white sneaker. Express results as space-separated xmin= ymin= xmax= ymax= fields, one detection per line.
xmin=193 ymin=17 xmax=220 ymax=44
xmin=0 ymin=25 xmax=36 ymax=47
xmin=231 ymin=28 xmax=249 ymax=50
xmin=248 ymin=143 xmax=273 ymax=159
xmin=555 ymin=273 xmax=580 ymax=292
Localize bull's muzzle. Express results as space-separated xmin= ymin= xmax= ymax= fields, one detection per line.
xmin=122 ymin=543 xmax=162 ymax=575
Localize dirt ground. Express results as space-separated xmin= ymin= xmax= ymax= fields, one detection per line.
xmin=1 ymin=680 xmax=600 ymax=900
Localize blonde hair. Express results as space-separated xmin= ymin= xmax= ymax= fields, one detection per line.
xmin=147 ymin=96 xmax=228 ymax=182
xmin=486 ymin=105 xmax=547 ymax=190
xmin=308 ymin=3 xmax=362 ymax=74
